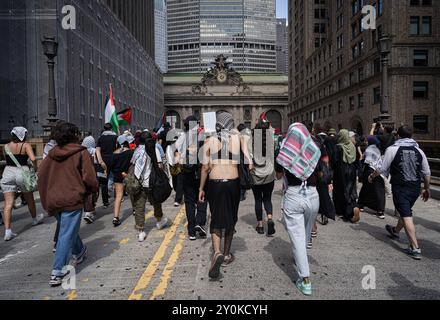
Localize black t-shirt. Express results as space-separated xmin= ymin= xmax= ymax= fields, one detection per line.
xmin=275 ymin=161 xmax=317 ymax=187
xmin=109 ymin=150 xmax=134 ymax=179
xmin=97 ymin=133 xmax=117 ymax=162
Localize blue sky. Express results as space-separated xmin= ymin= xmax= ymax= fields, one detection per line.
xmin=277 ymin=0 xmax=288 ymax=19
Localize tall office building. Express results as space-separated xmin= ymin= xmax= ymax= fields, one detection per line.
xmin=106 ymin=0 xmax=155 ymax=58
xmin=288 ymin=0 xmax=440 ymax=139
xmin=0 ymin=0 xmax=162 ymax=140
xmin=276 ymin=18 xmax=288 ymax=74
xmin=155 ymin=0 xmax=168 ymax=73
xmin=167 ymin=0 xmax=277 ymax=73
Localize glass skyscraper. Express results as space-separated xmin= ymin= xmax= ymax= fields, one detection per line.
xmin=155 ymin=0 xmax=168 ymax=73
xmin=168 ymin=0 xmax=276 ymax=73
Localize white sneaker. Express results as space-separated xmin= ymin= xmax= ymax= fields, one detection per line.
xmin=32 ymin=213 xmax=44 ymax=226
xmin=4 ymin=231 xmax=17 ymax=241
xmin=138 ymin=231 xmax=147 ymax=242
xmin=156 ymin=217 xmax=169 ymax=230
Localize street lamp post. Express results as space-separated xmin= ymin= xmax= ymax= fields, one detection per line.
xmin=41 ymin=36 xmax=59 ymax=136
xmin=377 ymin=35 xmax=393 ymax=127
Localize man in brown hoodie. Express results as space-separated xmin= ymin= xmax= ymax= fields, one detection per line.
xmin=38 ymin=122 xmax=98 ymax=287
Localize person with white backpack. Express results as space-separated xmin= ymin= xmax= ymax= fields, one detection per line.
xmin=1 ymin=127 xmax=43 ymax=241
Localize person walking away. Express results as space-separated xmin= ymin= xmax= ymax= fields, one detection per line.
xmin=82 ymin=136 xmax=100 ymax=224
xmin=275 ymin=123 xmax=321 ymax=296
xmin=332 ymin=129 xmax=361 ymax=223
xmin=176 ymin=116 xmax=208 ymax=241
xmin=1 ymin=127 xmax=43 ymax=241
xmin=238 ymin=123 xmax=253 ymax=202
xmin=315 ymin=133 xmax=336 ymax=227
xmin=369 ymin=126 xmax=431 ymax=260
xmin=358 ymin=136 xmax=386 ymax=219
xmin=199 ymin=112 xmax=250 ymax=279
xmin=109 ymin=135 xmax=134 ymax=227
xmin=167 ymin=134 xmax=184 ymax=207
xmin=38 ymin=122 xmax=98 ymax=286
xmin=96 ymin=123 xmax=117 ymax=208
xmin=43 ymin=122 xmax=62 ymax=252
xmin=251 ymin=120 xmax=276 ymax=236
xmin=131 ymin=131 xmax=169 ymax=242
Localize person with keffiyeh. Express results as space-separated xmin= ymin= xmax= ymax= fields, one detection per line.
xmin=1 ymin=127 xmax=43 ymax=241
xmin=130 ymin=131 xmax=169 ymax=242
xmin=332 ymin=129 xmax=361 ymax=223
xmin=357 ymin=136 xmax=386 ymax=219
xmin=275 ymin=123 xmax=321 ymax=296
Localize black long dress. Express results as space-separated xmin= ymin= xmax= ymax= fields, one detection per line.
xmin=316 ymin=162 xmax=336 ymax=220
xmin=332 ymin=146 xmax=358 ymax=220
xmin=358 ymin=166 xmax=385 ymax=213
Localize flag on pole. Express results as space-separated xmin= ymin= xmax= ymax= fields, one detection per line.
xmin=117 ymin=108 xmax=132 ymax=126
xmin=105 ymin=85 xmax=119 ymax=133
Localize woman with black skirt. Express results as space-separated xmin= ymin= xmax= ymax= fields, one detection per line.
xmin=199 ymin=112 xmax=252 ymax=280
xmin=358 ymin=136 xmax=386 ymax=219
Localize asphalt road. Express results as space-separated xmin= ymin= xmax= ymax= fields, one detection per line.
xmin=0 ymin=181 xmax=439 ymax=300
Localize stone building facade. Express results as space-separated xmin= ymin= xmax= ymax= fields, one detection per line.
xmin=164 ymin=56 xmax=288 ymax=131
xmin=0 ymin=0 xmax=162 ymax=140
xmin=288 ymin=0 xmax=440 ymax=139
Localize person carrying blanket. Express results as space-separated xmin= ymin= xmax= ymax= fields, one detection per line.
xmin=275 ymin=123 xmax=321 ymax=296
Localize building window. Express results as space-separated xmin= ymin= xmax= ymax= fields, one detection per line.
xmin=349 ymin=97 xmax=355 ymax=110
xmin=421 ymin=17 xmax=432 ymax=35
xmin=410 ymin=16 xmax=420 ymax=35
xmin=358 ymin=93 xmax=364 ymax=108
xmin=413 ymin=81 xmax=429 ymax=98
xmin=413 ymin=115 xmax=429 ymax=134
xmin=373 ymin=87 xmax=381 ymax=104
xmin=414 ymin=50 xmax=429 ymax=66
xmin=338 ymin=100 xmax=343 ymax=113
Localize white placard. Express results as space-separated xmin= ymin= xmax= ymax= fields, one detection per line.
xmin=203 ymin=112 xmax=217 ymax=133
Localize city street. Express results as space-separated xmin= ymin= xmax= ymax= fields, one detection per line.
xmin=0 ymin=181 xmax=439 ymax=300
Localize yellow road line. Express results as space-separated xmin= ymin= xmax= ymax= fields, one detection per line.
xmin=145 ymin=211 xmax=154 ymax=220
xmin=119 ymin=238 xmax=130 ymax=245
xmin=67 ymin=290 xmax=77 ymax=300
xmin=128 ymin=207 xmax=185 ymax=300
xmin=149 ymin=232 xmax=186 ymax=300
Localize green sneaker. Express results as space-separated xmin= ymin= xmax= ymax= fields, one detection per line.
xmin=295 ymin=279 xmax=312 ymax=296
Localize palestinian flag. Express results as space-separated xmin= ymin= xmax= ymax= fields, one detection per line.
xmin=105 ymin=85 xmax=119 ymax=133
xmin=117 ymin=108 xmax=132 ymax=126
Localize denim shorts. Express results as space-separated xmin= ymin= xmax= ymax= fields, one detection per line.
xmin=0 ymin=166 xmax=28 ymax=193
xmin=392 ymin=184 xmax=420 ymax=218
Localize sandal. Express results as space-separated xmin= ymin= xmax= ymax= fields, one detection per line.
xmin=209 ymin=253 xmax=224 ymax=279
xmin=222 ymin=253 xmax=235 ymax=267
xmin=320 ymin=215 xmax=329 ymax=225
xmin=311 ymin=231 xmax=318 ymax=238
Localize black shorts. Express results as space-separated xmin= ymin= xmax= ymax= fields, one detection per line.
xmin=392 ymin=184 xmax=420 ymax=218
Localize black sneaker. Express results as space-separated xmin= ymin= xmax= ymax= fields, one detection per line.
xmin=386 ymin=225 xmax=400 ymax=240
xmin=404 ymin=246 xmax=422 ymax=260
xmin=189 ymin=233 xmax=197 ymax=241
xmin=195 ymin=225 xmax=207 ymax=238
xmin=377 ymin=212 xmax=386 ymax=220
xmin=267 ymin=219 xmax=276 ymax=237
xmin=113 ymin=217 xmax=121 ymax=227
xmin=103 ymin=203 xmax=110 ymax=209
xmin=256 ymin=226 xmax=264 ymax=234
xmin=49 ymin=271 xmax=69 ymax=287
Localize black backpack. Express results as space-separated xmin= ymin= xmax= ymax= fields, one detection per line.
xmin=147 ymin=140 xmax=172 ymax=204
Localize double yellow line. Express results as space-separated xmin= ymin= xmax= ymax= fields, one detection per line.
xmin=128 ymin=206 xmax=186 ymax=300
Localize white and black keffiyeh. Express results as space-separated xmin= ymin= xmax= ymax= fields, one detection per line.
xmin=364 ymin=145 xmax=382 ymax=170
xmin=11 ymin=127 xmax=28 ymax=141
xmin=82 ymin=136 xmax=96 ymax=157
xmin=216 ymin=112 xmax=234 ymax=131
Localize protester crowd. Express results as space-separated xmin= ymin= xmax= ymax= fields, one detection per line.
xmin=0 ymin=114 xmax=432 ymax=295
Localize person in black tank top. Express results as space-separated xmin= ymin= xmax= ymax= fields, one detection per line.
xmin=1 ymin=127 xmax=41 ymax=241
